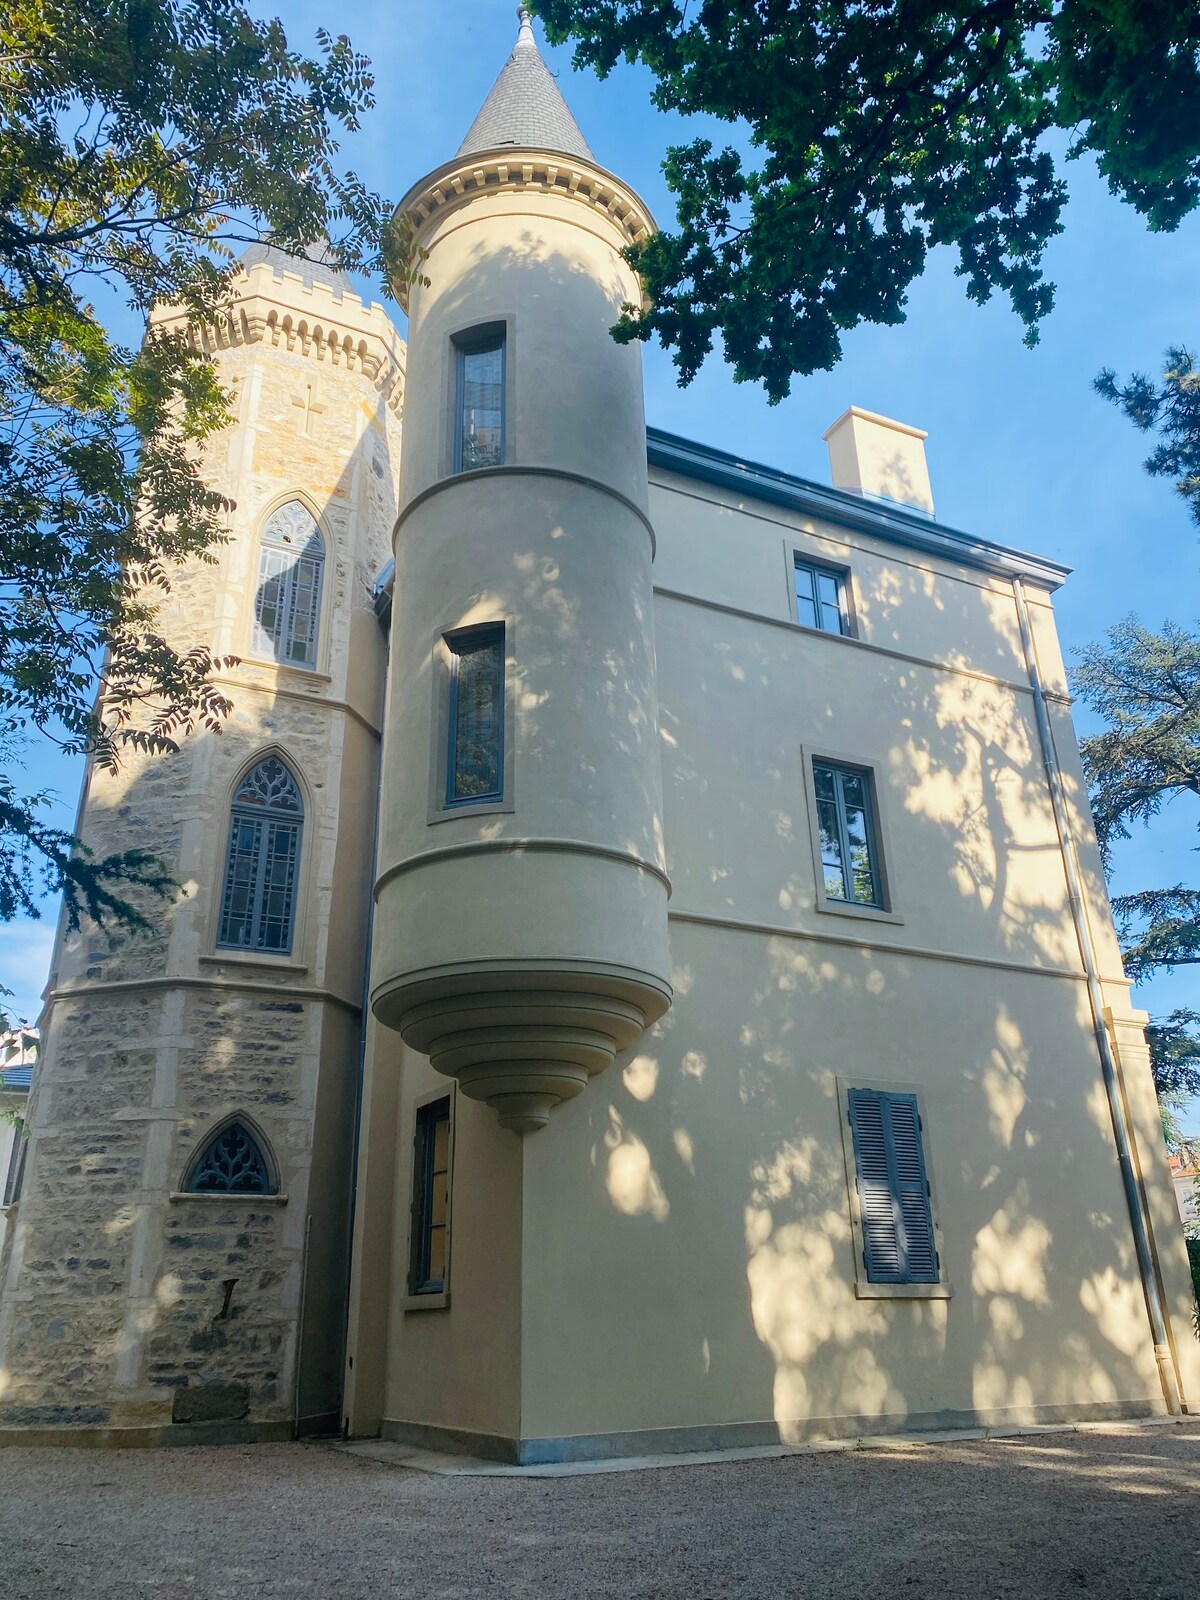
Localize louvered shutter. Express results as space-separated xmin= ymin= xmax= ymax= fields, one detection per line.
xmin=848 ymin=1089 xmax=939 ymax=1284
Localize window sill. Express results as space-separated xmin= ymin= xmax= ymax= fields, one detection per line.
xmin=168 ymin=1192 xmax=288 ymax=1205
xmin=243 ymin=659 xmax=333 ymax=686
xmin=815 ymin=897 xmax=904 ymax=927
xmin=855 ymin=1281 xmax=952 ymax=1300
xmin=403 ymin=1289 xmax=450 ymax=1312
xmin=427 ymin=799 xmax=515 ymax=827
xmin=200 ymin=953 xmax=309 ymax=975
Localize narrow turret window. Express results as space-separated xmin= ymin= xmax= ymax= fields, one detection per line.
xmin=447 ymin=625 xmax=505 ymax=804
xmin=409 ymin=1096 xmax=452 ymax=1297
xmin=218 ymin=756 xmax=304 ymax=954
xmin=253 ymin=501 xmax=325 ymax=668
xmin=453 ymin=329 xmax=505 ymax=471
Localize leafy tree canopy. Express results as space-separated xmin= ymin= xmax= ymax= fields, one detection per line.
xmin=0 ymin=0 xmax=388 ymax=937
xmin=1146 ymin=1008 xmax=1200 ymax=1155
xmin=1095 ymin=346 xmax=1200 ymax=529
xmin=1075 ymin=618 xmax=1200 ymax=980
xmin=533 ymin=0 xmax=1200 ymax=400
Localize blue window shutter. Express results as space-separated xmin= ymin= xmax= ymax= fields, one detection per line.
xmin=848 ymin=1089 xmax=938 ymax=1285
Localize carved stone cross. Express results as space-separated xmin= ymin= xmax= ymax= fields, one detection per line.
xmin=292 ymin=383 xmax=326 ymax=437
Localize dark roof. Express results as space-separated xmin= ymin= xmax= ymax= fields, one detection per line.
xmin=646 ymin=428 xmax=1072 ymax=590
xmin=237 ymin=239 xmax=352 ymax=298
xmin=1 ymin=1064 xmax=32 ymax=1092
xmin=458 ymin=8 xmax=593 ymax=161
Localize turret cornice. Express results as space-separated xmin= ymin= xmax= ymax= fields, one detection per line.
xmin=149 ymin=258 xmax=407 ymax=414
xmin=385 ymin=147 xmax=656 ymax=312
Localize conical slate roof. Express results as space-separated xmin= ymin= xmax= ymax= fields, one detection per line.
xmin=457 ymin=8 xmax=594 ymax=162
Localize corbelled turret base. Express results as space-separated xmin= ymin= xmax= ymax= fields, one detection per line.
xmin=373 ymin=965 xmax=672 ymax=1132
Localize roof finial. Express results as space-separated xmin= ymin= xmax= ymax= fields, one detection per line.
xmin=516 ymin=6 xmax=535 ymax=46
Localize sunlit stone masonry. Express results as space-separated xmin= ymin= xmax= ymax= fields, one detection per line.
xmin=2 ymin=12 xmax=1196 ymax=1459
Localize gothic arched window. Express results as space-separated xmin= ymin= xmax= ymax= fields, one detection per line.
xmin=253 ymin=501 xmax=325 ymax=668
xmin=217 ymin=756 xmax=303 ymax=954
xmin=185 ymin=1118 xmax=276 ymax=1195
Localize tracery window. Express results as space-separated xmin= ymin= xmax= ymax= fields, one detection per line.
xmin=253 ymin=501 xmax=325 ymax=668
xmin=185 ymin=1119 xmax=275 ymax=1195
xmin=217 ymin=756 xmax=303 ymax=954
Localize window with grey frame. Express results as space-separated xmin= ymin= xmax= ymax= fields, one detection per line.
xmin=453 ymin=328 xmax=505 ymax=472
xmin=410 ymin=1097 xmax=451 ymax=1295
xmin=2 ymin=1122 xmax=26 ymax=1207
xmin=253 ymin=501 xmax=325 ymax=668
xmin=847 ymin=1087 xmax=939 ymax=1284
xmin=813 ymin=759 xmax=882 ymax=908
xmin=794 ymin=556 xmax=850 ymax=636
xmin=217 ymin=756 xmax=304 ymax=954
xmin=446 ymin=624 xmax=505 ymax=805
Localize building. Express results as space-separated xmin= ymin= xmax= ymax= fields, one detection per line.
xmin=0 ymin=12 xmax=1196 ymax=1457
xmin=1169 ymin=1153 xmax=1199 ymax=1230
xmin=0 ymin=1039 xmax=34 ymax=1261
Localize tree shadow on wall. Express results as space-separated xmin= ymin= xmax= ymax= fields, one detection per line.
xmin=0 ymin=372 xmax=398 ymax=1435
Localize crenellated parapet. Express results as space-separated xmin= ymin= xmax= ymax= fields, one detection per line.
xmin=149 ymin=253 xmax=406 ymax=415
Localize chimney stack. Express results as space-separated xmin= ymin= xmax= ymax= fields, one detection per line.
xmin=822 ymin=407 xmax=934 ymax=515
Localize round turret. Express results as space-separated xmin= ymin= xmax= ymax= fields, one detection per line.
xmin=370 ymin=11 xmax=671 ymax=1132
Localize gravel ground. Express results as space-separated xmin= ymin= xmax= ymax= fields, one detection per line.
xmin=2 ymin=1422 xmax=1198 ymax=1598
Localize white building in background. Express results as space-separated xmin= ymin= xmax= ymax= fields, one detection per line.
xmin=0 ymin=1036 xmax=34 ymax=1259
xmin=1169 ymin=1153 xmax=1199 ymax=1230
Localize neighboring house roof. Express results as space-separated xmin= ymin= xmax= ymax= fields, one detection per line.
xmin=457 ymin=8 xmax=593 ymax=162
xmin=1169 ymin=1152 xmax=1198 ymax=1180
xmin=237 ymin=239 xmax=352 ymax=298
xmin=0 ymin=1065 xmax=32 ymax=1092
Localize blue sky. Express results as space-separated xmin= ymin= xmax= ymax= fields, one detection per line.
xmin=8 ymin=0 xmax=1199 ymax=1121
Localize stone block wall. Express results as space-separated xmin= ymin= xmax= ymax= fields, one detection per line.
xmin=0 ymin=262 xmax=403 ymax=1437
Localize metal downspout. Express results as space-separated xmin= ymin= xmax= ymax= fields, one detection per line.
xmin=339 ymin=575 xmax=392 ymax=1431
xmin=1012 ymin=576 xmax=1182 ymax=1415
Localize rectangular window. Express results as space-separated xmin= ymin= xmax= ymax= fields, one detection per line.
xmin=847 ymin=1088 xmax=938 ymax=1285
xmin=410 ymin=1097 xmax=451 ymax=1296
xmin=454 ymin=331 xmax=505 ymax=472
xmin=447 ymin=625 xmax=505 ymax=805
xmin=795 ymin=557 xmax=850 ymax=636
xmin=3 ymin=1122 xmax=27 ymax=1208
xmin=813 ymin=760 xmax=881 ymax=907
xmin=218 ymin=814 xmax=301 ymax=952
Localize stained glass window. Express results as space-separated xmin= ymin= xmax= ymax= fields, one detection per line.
xmin=447 ymin=626 xmax=504 ymax=804
xmin=186 ymin=1120 xmax=274 ymax=1195
xmin=454 ymin=333 xmax=505 ymax=472
xmin=218 ymin=756 xmax=303 ymax=953
xmin=253 ymin=501 xmax=325 ymax=668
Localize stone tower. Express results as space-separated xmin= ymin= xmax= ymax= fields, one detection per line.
xmin=0 ymin=246 xmax=404 ymax=1439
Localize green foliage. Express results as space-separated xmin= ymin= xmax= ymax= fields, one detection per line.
xmin=1095 ymin=347 xmax=1200 ymax=528
xmin=532 ymin=0 xmax=1200 ymax=400
xmin=1187 ymin=1238 xmax=1200 ymax=1335
xmin=1146 ymin=1009 xmax=1200 ymax=1153
xmin=0 ymin=0 xmax=389 ymax=933
xmin=1075 ymin=618 xmax=1200 ymax=980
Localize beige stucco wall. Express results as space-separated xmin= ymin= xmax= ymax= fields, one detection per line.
xmin=359 ymin=450 xmax=1196 ymax=1454
xmin=0 ymin=262 xmax=403 ymax=1435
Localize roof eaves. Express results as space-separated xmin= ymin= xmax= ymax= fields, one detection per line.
xmin=646 ymin=427 xmax=1071 ymax=591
